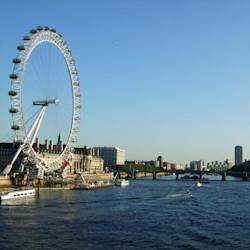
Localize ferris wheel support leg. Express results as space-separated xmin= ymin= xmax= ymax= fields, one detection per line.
xmin=28 ymin=106 xmax=46 ymax=150
xmin=1 ymin=107 xmax=46 ymax=176
xmin=26 ymin=106 xmax=46 ymax=146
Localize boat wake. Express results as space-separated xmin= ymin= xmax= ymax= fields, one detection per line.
xmin=161 ymin=192 xmax=193 ymax=200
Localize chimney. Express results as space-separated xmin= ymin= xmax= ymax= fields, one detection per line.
xmin=49 ymin=140 xmax=53 ymax=151
xmin=95 ymin=148 xmax=99 ymax=156
xmin=45 ymin=139 xmax=48 ymax=150
xmin=35 ymin=137 xmax=39 ymax=150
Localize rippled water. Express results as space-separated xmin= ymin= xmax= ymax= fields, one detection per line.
xmin=0 ymin=177 xmax=250 ymax=250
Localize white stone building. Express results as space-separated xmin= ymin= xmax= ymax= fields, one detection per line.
xmin=93 ymin=147 xmax=125 ymax=167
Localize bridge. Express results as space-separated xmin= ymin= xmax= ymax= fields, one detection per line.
xmin=113 ymin=168 xmax=235 ymax=181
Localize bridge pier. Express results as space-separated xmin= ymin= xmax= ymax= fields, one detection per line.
xmin=133 ymin=170 xmax=137 ymax=179
xmin=221 ymin=172 xmax=226 ymax=181
xmin=242 ymin=172 xmax=248 ymax=181
xmin=152 ymin=171 xmax=156 ymax=180
xmin=175 ymin=173 xmax=179 ymax=181
xmin=199 ymin=171 xmax=202 ymax=180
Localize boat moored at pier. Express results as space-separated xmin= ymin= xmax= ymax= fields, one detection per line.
xmin=73 ymin=180 xmax=114 ymax=190
xmin=0 ymin=187 xmax=36 ymax=201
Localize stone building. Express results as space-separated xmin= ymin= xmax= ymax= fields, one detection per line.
xmin=0 ymin=136 xmax=104 ymax=178
xmin=93 ymin=147 xmax=125 ymax=167
xmin=64 ymin=147 xmax=104 ymax=177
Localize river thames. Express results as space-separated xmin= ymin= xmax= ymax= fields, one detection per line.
xmin=0 ymin=176 xmax=250 ymax=250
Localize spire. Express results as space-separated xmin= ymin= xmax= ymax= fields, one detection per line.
xmin=57 ymin=133 xmax=62 ymax=146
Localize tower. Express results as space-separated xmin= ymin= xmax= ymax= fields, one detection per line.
xmin=157 ymin=155 xmax=163 ymax=168
xmin=235 ymin=145 xmax=243 ymax=166
xmin=57 ymin=133 xmax=63 ymax=152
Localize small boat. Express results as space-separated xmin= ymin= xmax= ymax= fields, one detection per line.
xmin=200 ymin=178 xmax=210 ymax=184
xmin=196 ymin=181 xmax=203 ymax=187
xmin=0 ymin=187 xmax=36 ymax=201
xmin=115 ymin=179 xmax=129 ymax=187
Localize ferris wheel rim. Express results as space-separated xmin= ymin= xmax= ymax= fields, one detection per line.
xmin=9 ymin=26 xmax=81 ymax=172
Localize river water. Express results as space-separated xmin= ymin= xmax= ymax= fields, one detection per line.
xmin=0 ymin=176 xmax=250 ymax=250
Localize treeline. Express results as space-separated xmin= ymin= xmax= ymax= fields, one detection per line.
xmin=119 ymin=163 xmax=163 ymax=172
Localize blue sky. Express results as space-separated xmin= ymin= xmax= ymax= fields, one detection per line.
xmin=1 ymin=1 xmax=250 ymax=163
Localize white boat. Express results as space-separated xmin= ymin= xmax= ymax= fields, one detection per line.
xmin=196 ymin=181 xmax=203 ymax=187
xmin=115 ymin=179 xmax=129 ymax=187
xmin=0 ymin=188 xmax=36 ymax=201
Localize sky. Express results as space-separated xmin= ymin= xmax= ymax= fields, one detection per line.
xmin=1 ymin=0 xmax=250 ymax=164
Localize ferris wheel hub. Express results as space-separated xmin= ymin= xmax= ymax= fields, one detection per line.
xmin=33 ymin=98 xmax=59 ymax=106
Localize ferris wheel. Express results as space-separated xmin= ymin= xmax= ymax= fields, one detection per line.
xmin=6 ymin=26 xmax=81 ymax=176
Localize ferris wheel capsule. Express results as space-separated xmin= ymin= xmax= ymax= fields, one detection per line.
xmin=36 ymin=26 xmax=43 ymax=31
xmin=8 ymin=90 xmax=17 ymax=96
xmin=23 ymin=35 xmax=30 ymax=41
xmin=9 ymin=74 xmax=18 ymax=79
xmin=17 ymin=45 xmax=25 ymax=51
xmin=13 ymin=58 xmax=21 ymax=64
xmin=11 ymin=125 xmax=20 ymax=130
xmin=30 ymin=29 xmax=37 ymax=34
xmin=9 ymin=108 xmax=18 ymax=113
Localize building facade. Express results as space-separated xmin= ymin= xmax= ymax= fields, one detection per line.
xmin=207 ymin=159 xmax=233 ymax=171
xmin=0 ymin=139 xmax=104 ymax=178
xmin=157 ymin=156 xmax=163 ymax=168
xmin=65 ymin=147 xmax=104 ymax=176
xmin=93 ymin=147 xmax=125 ymax=167
xmin=235 ymin=145 xmax=243 ymax=166
xmin=189 ymin=160 xmax=206 ymax=171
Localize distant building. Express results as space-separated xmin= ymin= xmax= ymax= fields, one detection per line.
xmin=154 ymin=160 xmax=160 ymax=167
xmin=93 ymin=147 xmax=125 ymax=167
xmin=207 ymin=159 xmax=233 ymax=171
xmin=224 ymin=159 xmax=233 ymax=169
xmin=190 ymin=160 xmax=206 ymax=171
xmin=190 ymin=161 xmax=198 ymax=171
xmin=56 ymin=133 xmax=63 ymax=152
xmin=157 ymin=156 xmax=163 ymax=168
xmin=196 ymin=160 xmax=206 ymax=171
xmin=170 ymin=163 xmax=185 ymax=171
xmin=235 ymin=146 xmax=243 ymax=166
xmin=164 ymin=162 xmax=172 ymax=170
xmin=125 ymin=160 xmax=145 ymax=165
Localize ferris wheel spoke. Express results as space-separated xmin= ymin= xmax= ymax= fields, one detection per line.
xmin=28 ymin=55 xmax=47 ymax=98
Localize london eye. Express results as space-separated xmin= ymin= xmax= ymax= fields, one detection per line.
xmin=4 ymin=26 xmax=81 ymax=178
